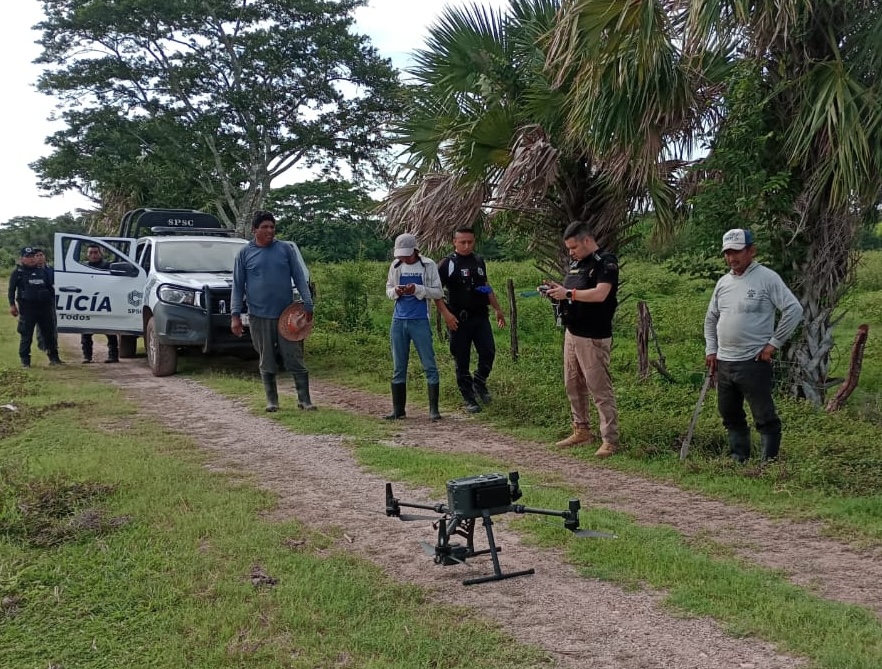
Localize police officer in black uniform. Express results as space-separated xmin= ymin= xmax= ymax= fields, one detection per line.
xmin=8 ymin=246 xmax=63 ymax=368
xmin=81 ymin=243 xmax=120 ymax=363
xmin=542 ymin=221 xmax=620 ymax=457
xmin=438 ymin=227 xmax=506 ymax=413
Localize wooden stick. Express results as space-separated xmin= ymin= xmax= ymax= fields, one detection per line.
xmin=680 ymin=370 xmax=712 ymax=461
xmin=825 ymin=324 xmax=869 ymax=412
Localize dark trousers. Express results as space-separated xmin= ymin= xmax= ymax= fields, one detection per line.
xmin=249 ymin=314 xmax=307 ymax=377
xmin=716 ymin=359 xmax=782 ymax=436
xmin=82 ymin=333 xmax=119 ymax=360
xmin=449 ymin=314 xmax=495 ymax=400
xmin=18 ymin=304 xmax=58 ymax=362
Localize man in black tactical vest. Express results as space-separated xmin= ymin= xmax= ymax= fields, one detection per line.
xmin=438 ymin=228 xmax=507 ymax=413
xmin=541 ymin=221 xmax=620 ymax=458
xmin=80 ymin=243 xmax=120 ymax=363
xmin=8 ymin=246 xmax=63 ymax=369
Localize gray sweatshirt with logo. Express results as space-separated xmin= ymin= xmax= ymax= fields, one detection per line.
xmin=704 ymin=262 xmax=803 ymax=362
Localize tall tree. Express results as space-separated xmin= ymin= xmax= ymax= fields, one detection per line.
xmin=266 ymin=179 xmax=388 ymax=261
xmin=382 ymin=0 xmax=716 ymax=273
xmin=548 ymin=0 xmax=882 ymax=402
xmin=34 ymin=0 xmax=401 ymax=234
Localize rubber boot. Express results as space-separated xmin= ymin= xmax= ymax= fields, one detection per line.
xmin=105 ymin=336 xmax=120 ymax=363
xmin=428 ymin=383 xmax=442 ymax=422
xmin=384 ymin=383 xmax=407 ymax=420
xmin=727 ymin=428 xmax=751 ymax=463
xmin=293 ymin=372 xmax=317 ymax=411
xmin=760 ymin=432 xmax=781 ymax=462
xmin=555 ymin=423 xmax=592 ymax=448
xmin=262 ymin=373 xmax=279 ymax=412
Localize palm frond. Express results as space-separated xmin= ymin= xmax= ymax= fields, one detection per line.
xmin=379 ymin=174 xmax=487 ymax=251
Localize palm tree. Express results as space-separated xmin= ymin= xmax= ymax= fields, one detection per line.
xmin=381 ymin=0 xmax=696 ymax=270
xmin=548 ymin=0 xmax=882 ymax=403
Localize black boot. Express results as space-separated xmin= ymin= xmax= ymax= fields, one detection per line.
xmin=428 ymin=383 xmax=442 ymax=422
xmin=82 ymin=338 xmax=93 ymax=363
xmin=727 ymin=428 xmax=751 ymax=463
xmin=760 ymin=432 xmax=781 ymax=462
xmin=105 ymin=335 xmax=120 ymax=363
xmin=473 ymin=376 xmax=492 ymax=404
xmin=262 ymin=373 xmax=279 ymax=412
xmin=384 ymin=383 xmax=407 ymax=420
xmin=293 ymin=372 xmax=317 ymax=411
xmin=462 ymin=395 xmax=481 ymax=413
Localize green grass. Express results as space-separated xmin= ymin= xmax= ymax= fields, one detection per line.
xmin=298 ymin=254 xmax=882 ymax=544
xmin=6 ymin=248 xmax=882 ymax=668
xmin=0 ymin=314 xmax=548 ymax=668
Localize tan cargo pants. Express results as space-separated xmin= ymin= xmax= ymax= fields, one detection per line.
xmin=563 ymin=331 xmax=619 ymax=446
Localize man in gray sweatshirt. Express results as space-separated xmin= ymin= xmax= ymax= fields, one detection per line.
xmin=704 ymin=229 xmax=803 ymax=462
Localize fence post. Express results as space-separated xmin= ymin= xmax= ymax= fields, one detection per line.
xmin=637 ymin=300 xmax=650 ymax=380
xmin=507 ymin=278 xmax=519 ymax=361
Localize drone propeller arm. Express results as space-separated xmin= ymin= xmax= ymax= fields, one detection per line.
xmin=385 ymin=482 xmax=449 ymax=518
xmin=399 ymin=501 xmax=449 ymax=514
xmin=510 ymin=504 xmax=568 ymax=519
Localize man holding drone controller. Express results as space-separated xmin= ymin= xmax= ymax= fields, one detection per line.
xmin=541 ymin=220 xmax=620 ymax=457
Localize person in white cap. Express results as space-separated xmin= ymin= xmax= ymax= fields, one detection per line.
xmin=383 ymin=232 xmax=445 ymax=421
xmin=704 ymin=228 xmax=803 ymax=462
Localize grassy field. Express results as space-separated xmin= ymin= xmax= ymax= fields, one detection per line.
xmin=3 ymin=251 xmax=882 ymax=668
xmin=298 ymin=252 xmax=882 ymax=542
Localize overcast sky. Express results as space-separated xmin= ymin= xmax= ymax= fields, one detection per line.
xmin=0 ymin=0 xmax=503 ymax=223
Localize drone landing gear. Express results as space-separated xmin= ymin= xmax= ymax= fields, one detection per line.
xmin=462 ymin=511 xmax=534 ymax=586
xmin=433 ymin=511 xmax=534 ymax=585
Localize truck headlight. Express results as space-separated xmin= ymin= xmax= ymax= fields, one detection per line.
xmin=158 ymin=285 xmax=202 ymax=308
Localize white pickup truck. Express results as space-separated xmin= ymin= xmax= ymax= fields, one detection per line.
xmin=53 ymin=208 xmax=256 ymax=376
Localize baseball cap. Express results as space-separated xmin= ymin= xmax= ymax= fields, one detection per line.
xmin=393 ymin=233 xmax=418 ymax=257
xmin=721 ymin=228 xmax=754 ymax=252
xmin=20 ymin=246 xmax=36 ymax=256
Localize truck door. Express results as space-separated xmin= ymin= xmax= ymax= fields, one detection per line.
xmin=53 ymin=233 xmax=145 ymax=336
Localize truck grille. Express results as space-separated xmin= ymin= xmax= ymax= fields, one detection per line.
xmin=207 ymin=288 xmax=232 ymax=315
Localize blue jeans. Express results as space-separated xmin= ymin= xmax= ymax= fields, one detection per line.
xmin=390 ymin=318 xmax=439 ymax=385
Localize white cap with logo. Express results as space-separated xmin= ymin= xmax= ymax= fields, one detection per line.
xmin=721 ymin=228 xmax=754 ymax=252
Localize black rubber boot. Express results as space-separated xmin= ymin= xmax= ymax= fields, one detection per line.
xmin=727 ymin=428 xmax=751 ymax=463
xmin=760 ymin=432 xmax=781 ymax=462
xmin=262 ymin=373 xmax=279 ymax=412
xmin=105 ymin=336 xmax=120 ymax=363
xmin=384 ymin=383 xmax=407 ymax=420
xmin=293 ymin=372 xmax=317 ymax=411
xmin=428 ymin=383 xmax=442 ymax=422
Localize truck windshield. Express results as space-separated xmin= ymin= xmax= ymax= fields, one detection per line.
xmin=155 ymin=240 xmax=245 ymax=272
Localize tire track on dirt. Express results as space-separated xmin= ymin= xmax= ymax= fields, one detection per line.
xmin=308 ymin=379 xmax=882 ymax=622
xmin=95 ymin=356 xmax=801 ymax=669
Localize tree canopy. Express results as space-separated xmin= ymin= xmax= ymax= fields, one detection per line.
xmin=33 ymin=0 xmax=401 ymax=233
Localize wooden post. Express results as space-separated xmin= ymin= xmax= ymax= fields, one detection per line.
xmin=637 ymin=301 xmax=650 ymax=380
xmin=507 ymin=278 xmax=519 ymax=361
xmin=825 ymin=324 xmax=869 ymax=412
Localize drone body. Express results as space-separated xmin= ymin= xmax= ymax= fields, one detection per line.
xmin=385 ymin=471 xmax=614 ymax=585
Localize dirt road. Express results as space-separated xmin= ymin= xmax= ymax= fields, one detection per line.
xmin=86 ymin=350 xmax=882 ymax=668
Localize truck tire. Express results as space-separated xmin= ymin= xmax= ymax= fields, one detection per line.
xmin=118 ymin=335 xmax=138 ymax=358
xmin=145 ymin=317 xmax=177 ymax=377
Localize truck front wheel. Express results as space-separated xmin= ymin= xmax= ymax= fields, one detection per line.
xmin=145 ymin=317 xmax=177 ymax=376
